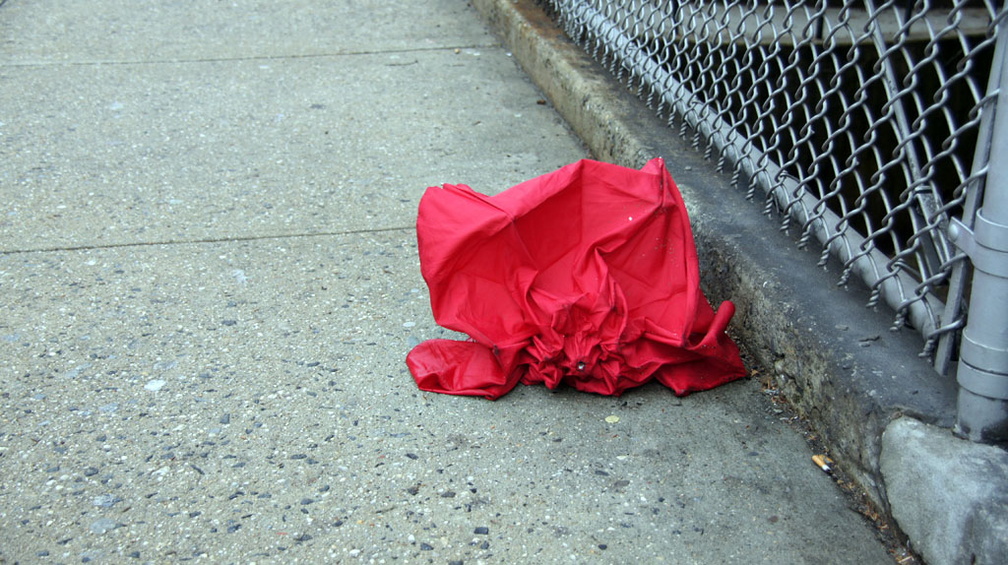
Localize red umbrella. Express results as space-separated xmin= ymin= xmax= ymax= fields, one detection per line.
xmin=407 ymin=158 xmax=746 ymax=399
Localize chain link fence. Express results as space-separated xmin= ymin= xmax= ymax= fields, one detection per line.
xmin=536 ymin=0 xmax=1005 ymax=377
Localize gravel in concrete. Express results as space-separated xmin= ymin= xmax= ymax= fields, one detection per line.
xmin=1 ymin=0 xmax=893 ymax=563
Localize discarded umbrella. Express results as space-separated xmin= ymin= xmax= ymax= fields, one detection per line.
xmin=407 ymin=158 xmax=747 ymax=399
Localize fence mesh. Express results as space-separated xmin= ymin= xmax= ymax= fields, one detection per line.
xmin=537 ymin=0 xmax=1005 ymax=373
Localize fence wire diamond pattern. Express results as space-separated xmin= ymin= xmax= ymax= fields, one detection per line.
xmin=538 ymin=0 xmax=1005 ymax=373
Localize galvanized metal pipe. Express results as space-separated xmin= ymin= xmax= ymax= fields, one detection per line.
xmin=951 ymin=29 xmax=1008 ymax=442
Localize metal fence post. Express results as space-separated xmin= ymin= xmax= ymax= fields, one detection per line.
xmin=949 ymin=29 xmax=1008 ymax=443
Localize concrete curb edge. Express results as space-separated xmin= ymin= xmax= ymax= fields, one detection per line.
xmin=469 ymin=0 xmax=1000 ymax=560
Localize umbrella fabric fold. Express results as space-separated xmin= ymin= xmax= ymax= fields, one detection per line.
xmin=407 ymin=158 xmax=746 ymax=399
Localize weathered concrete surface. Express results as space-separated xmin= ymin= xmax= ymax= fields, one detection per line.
xmin=882 ymin=417 xmax=1008 ymax=565
xmin=469 ymin=0 xmax=1005 ymax=561
xmin=0 ymin=0 xmax=894 ymax=563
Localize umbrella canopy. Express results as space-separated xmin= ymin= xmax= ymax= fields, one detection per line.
xmin=407 ymin=158 xmax=746 ymax=399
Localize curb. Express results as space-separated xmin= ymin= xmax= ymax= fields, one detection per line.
xmin=471 ymin=0 xmax=996 ymax=560
xmin=881 ymin=417 xmax=1008 ymax=565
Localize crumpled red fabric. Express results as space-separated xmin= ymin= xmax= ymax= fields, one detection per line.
xmin=406 ymin=158 xmax=746 ymax=399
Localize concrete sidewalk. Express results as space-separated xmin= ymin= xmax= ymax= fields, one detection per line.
xmin=1 ymin=1 xmax=892 ymax=563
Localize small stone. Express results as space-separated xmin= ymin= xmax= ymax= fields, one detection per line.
xmin=598 ymin=544 xmax=608 ymax=550
xmin=92 ymin=493 xmax=119 ymax=508
xmin=219 ymin=413 xmax=230 ymax=425
xmin=604 ymin=415 xmax=620 ymax=424
xmin=420 ymin=543 xmax=434 ymax=551
xmin=474 ymin=526 xmax=489 ymax=535
xmin=144 ymin=379 xmax=166 ymax=392
xmin=405 ymin=453 xmax=419 ymax=460
xmin=89 ymin=517 xmax=117 ymax=534
xmin=64 ymin=363 xmax=92 ymax=379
